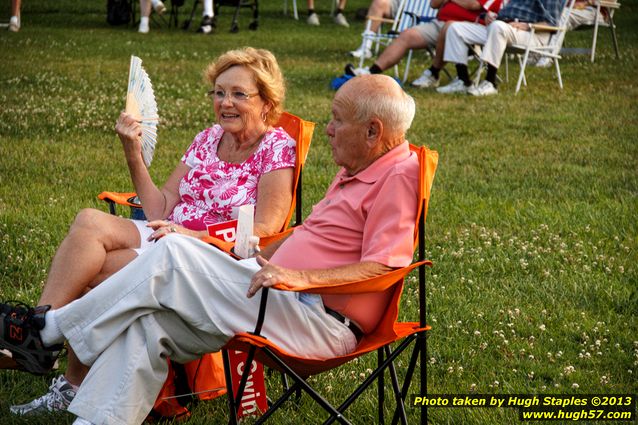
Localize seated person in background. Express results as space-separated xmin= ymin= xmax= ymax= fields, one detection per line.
xmin=349 ymin=0 xmax=403 ymax=59
xmin=344 ymin=0 xmax=503 ymax=88
xmin=534 ymin=0 xmax=610 ymax=67
xmin=8 ymin=0 xmax=21 ymax=32
xmin=437 ymin=0 xmax=565 ymax=96
xmin=7 ymin=47 xmax=296 ymax=416
xmin=198 ymin=0 xmax=215 ymax=34
xmin=138 ymin=0 xmax=166 ymax=34
xmin=0 ymin=74 xmax=420 ymax=425
xmin=307 ymin=0 xmax=349 ymax=27
xmin=568 ymin=0 xmax=610 ymax=30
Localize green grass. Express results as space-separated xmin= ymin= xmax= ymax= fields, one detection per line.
xmin=0 ymin=0 xmax=637 ymax=423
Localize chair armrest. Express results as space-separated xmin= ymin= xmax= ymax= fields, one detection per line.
xmin=597 ymin=0 xmax=620 ymax=8
xmin=200 ymin=235 xmax=236 ymax=255
xmin=270 ymin=260 xmax=431 ymax=295
xmin=97 ymin=191 xmax=140 ymax=207
xmin=366 ymin=15 xmax=395 ymax=24
xmin=529 ymin=23 xmax=562 ymax=33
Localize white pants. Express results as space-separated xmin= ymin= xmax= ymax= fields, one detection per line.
xmin=567 ymin=7 xmax=606 ymax=30
xmin=444 ymin=21 xmax=551 ymax=68
xmin=56 ymin=235 xmax=357 ymax=425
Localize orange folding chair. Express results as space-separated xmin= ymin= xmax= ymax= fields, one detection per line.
xmin=222 ymin=144 xmax=438 ymax=425
xmin=97 ymin=111 xmax=315 ymax=419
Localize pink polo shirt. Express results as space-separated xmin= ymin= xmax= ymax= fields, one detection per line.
xmin=270 ymin=142 xmax=419 ymax=333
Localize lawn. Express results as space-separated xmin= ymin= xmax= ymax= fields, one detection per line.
xmin=0 ymin=0 xmax=637 ymax=423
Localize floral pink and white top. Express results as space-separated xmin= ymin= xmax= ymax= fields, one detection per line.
xmin=167 ymin=125 xmax=296 ymax=231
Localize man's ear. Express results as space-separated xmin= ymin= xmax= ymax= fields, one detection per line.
xmin=366 ymin=118 xmax=383 ymax=146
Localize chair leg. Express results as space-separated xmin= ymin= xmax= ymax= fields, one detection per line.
xmin=385 ymin=346 xmax=409 ymax=425
xmin=609 ymin=16 xmax=620 ymax=60
xmin=555 ymin=59 xmax=563 ymax=89
xmin=183 ymin=0 xmax=200 ymax=30
xmin=515 ymin=50 xmax=530 ymax=94
xmin=591 ymin=7 xmax=601 ymax=62
xmin=223 ymin=350 xmax=239 ymax=425
xmin=378 ymin=349 xmax=385 ymax=425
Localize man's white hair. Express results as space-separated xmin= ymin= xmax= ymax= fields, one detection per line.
xmin=350 ymin=84 xmax=416 ymax=135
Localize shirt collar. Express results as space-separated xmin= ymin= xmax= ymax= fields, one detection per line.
xmin=337 ymin=142 xmax=411 ymax=184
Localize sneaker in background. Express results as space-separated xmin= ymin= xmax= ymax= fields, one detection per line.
xmin=436 ymin=78 xmax=469 ymax=94
xmin=333 ymin=13 xmax=349 ymax=27
xmin=349 ymin=47 xmax=372 ymax=59
xmin=8 ymin=16 xmax=20 ymax=32
xmin=307 ymin=12 xmax=320 ymax=26
xmin=153 ymin=0 xmax=167 ymax=15
xmin=198 ymin=15 xmax=215 ymax=34
xmin=411 ymin=69 xmax=439 ymax=88
xmin=535 ymin=56 xmax=553 ymax=68
xmin=10 ymin=375 xmax=76 ymax=415
xmin=344 ymin=63 xmax=370 ymax=76
xmin=138 ymin=21 xmax=150 ymax=34
xmin=468 ymin=80 xmax=498 ymax=96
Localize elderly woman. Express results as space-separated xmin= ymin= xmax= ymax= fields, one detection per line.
xmin=9 ymin=47 xmax=296 ymax=416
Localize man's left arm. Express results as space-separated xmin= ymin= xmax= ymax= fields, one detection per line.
xmin=246 ymin=257 xmax=392 ymax=298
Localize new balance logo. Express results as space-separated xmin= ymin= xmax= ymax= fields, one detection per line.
xmin=9 ymin=324 xmax=23 ymax=341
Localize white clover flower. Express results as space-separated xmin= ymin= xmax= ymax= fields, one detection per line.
xmin=572 ymin=383 xmax=579 ymax=389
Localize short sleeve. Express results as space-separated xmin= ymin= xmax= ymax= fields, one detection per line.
xmin=258 ymin=127 xmax=296 ymax=175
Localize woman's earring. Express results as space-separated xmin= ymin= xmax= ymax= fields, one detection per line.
xmin=260 ymin=111 xmax=267 ymax=123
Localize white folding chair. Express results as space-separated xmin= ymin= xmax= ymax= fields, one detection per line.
xmin=584 ymin=0 xmax=620 ymax=62
xmin=357 ymin=0 xmax=438 ymax=82
xmin=497 ymin=0 xmax=576 ymax=94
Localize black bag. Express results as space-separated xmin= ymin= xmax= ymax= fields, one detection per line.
xmin=107 ymin=0 xmax=132 ymax=26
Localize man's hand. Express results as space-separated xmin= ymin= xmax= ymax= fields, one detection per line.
xmin=509 ymin=21 xmax=531 ymax=31
xmin=485 ymin=11 xmax=498 ymax=25
xmin=247 ymin=256 xmax=307 ymax=298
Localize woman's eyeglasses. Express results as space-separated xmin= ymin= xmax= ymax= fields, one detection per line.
xmin=208 ymin=89 xmax=260 ymax=102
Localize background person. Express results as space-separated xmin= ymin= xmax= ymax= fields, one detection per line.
xmin=437 ymin=0 xmax=565 ymax=96
xmin=138 ymin=0 xmax=166 ymax=33
xmin=345 ymin=0 xmax=503 ymax=88
xmin=198 ymin=0 xmax=215 ymax=33
xmin=9 ymin=0 xmax=21 ymax=31
xmin=307 ymin=0 xmax=349 ymax=27
xmin=0 ymin=74 xmax=420 ymax=425
xmin=8 ymin=47 xmax=296 ymax=416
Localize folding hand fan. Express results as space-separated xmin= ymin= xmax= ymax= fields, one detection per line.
xmin=125 ymin=55 xmax=159 ymax=167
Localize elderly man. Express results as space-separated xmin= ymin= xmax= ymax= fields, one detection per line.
xmin=437 ymin=0 xmax=566 ymax=96
xmin=0 ymin=74 xmax=419 ymax=425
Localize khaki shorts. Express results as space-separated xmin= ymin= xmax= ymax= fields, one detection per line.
xmin=413 ymin=19 xmax=445 ymax=45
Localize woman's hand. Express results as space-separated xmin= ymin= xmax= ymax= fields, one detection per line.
xmin=146 ymin=220 xmax=202 ymax=242
xmin=115 ymin=112 xmax=143 ymax=161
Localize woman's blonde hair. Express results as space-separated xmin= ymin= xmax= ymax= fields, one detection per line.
xmin=205 ymin=47 xmax=285 ymax=126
